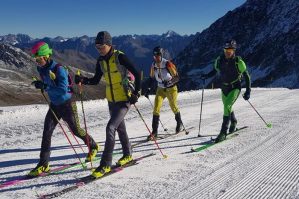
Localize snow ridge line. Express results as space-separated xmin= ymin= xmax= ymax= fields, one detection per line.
xmin=218 ymin=129 xmax=299 ymax=199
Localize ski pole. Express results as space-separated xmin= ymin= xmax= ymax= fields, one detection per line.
xmin=198 ymin=79 xmax=205 ymax=137
xmin=133 ymin=104 xmax=168 ymax=159
xmin=76 ymin=70 xmax=93 ymax=168
xmin=33 ymin=77 xmax=86 ymax=169
xmin=246 ymin=99 xmax=272 ymax=128
xmin=146 ymin=97 xmax=168 ymax=132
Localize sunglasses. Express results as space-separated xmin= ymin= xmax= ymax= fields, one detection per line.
xmin=95 ymin=44 xmax=107 ymax=50
xmin=34 ymin=56 xmax=44 ymax=62
xmin=224 ymin=48 xmax=235 ymax=53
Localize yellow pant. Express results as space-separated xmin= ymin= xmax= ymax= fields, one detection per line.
xmin=153 ymin=86 xmax=180 ymax=116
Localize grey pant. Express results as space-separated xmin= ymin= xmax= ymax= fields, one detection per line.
xmin=100 ymin=101 xmax=132 ymax=167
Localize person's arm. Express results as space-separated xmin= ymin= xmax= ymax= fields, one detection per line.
xmin=238 ymin=58 xmax=251 ymax=91
xmin=75 ymin=59 xmax=103 ymax=85
xmin=118 ymin=53 xmax=141 ymax=93
xmin=47 ymin=66 xmax=69 ymax=95
xmin=82 ymin=60 xmax=103 ymax=85
xmin=243 ymin=70 xmax=251 ymax=91
xmin=238 ymin=57 xmax=251 ymax=100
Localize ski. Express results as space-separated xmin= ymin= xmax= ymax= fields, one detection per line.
xmin=0 ymin=158 xmax=100 ymax=189
xmin=37 ymin=153 xmax=155 ymax=199
xmin=132 ymin=126 xmax=194 ymax=148
xmin=190 ymin=126 xmax=248 ymax=152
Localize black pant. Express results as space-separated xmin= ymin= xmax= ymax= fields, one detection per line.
xmin=100 ymin=101 xmax=131 ymax=167
xmin=39 ymin=99 xmax=96 ymax=165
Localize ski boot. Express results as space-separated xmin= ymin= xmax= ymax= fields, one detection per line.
xmin=91 ymin=165 xmax=111 ymax=178
xmin=229 ymin=112 xmax=237 ymax=133
xmin=85 ymin=143 xmax=100 ymax=162
xmin=175 ymin=112 xmax=183 ymax=133
xmin=27 ymin=163 xmax=50 ymax=177
xmin=147 ymin=115 xmax=159 ymax=141
xmin=215 ymin=116 xmax=230 ymax=143
xmin=117 ymin=155 xmax=133 ymax=166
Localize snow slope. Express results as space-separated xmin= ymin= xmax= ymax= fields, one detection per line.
xmin=0 ymin=88 xmax=299 ymax=199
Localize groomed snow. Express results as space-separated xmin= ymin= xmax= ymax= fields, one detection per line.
xmin=1 ymin=88 xmax=299 ymax=199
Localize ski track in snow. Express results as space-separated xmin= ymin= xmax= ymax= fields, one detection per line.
xmin=0 ymin=88 xmax=299 ymax=199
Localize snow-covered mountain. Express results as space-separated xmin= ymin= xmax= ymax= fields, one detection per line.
xmin=0 ymin=31 xmax=193 ymax=106
xmin=175 ymin=0 xmax=299 ymax=90
xmin=0 ymin=31 xmax=194 ymax=75
xmin=0 ymin=43 xmax=42 ymax=106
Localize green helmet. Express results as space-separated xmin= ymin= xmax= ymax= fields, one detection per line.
xmin=31 ymin=41 xmax=53 ymax=57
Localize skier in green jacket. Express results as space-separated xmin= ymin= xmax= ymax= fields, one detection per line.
xmin=201 ymin=40 xmax=251 ymax=143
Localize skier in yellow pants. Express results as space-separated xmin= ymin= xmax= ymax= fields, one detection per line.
xmin=144 ymin=46 xmax=183 ymax=140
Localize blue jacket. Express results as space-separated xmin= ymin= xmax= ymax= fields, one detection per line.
xmin=37 ymin=61 xmax=72 ymax=105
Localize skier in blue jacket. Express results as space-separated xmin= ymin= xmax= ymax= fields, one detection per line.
xmin=28 ymin=42 xmax=99 ymax=177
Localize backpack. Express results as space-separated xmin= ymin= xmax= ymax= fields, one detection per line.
xmin=52 ymin=64 xmax=74 ymax=93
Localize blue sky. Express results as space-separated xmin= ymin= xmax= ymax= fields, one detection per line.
xmin=0 ymin=0 xmax=246 ymax=38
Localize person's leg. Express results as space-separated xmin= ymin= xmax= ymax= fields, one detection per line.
xmin=166 ymin=86 xmax=182 ymax=133
xmin=28 ymin=105 xmax=60 ymax=176
xmin=98 ymin=102 xmax=130 ymax=168
xmin=115 ymin=102 xmax=131 ymax=158
xmin=215 ymin=89 xmax=240 ymax=143
xmin=61 ymin=100 xmax=99 ymax=161
xmin=149 ymin=87 xmax=166 ymax=139
xmin=39 ymin=106 xmax=60 ymax=166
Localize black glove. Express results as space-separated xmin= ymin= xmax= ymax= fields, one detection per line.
xmin=32 ymin=80 xmax=47 ymax=90
xmin=144 ymin=88 xmax=150 ymax=98
xmin=129 ymin=91 xmax=140 ymax=104
xmin=243 ymin=89 xmax=251 ymax=100
xmin=75 ymin=75 xmax=85 ymax=84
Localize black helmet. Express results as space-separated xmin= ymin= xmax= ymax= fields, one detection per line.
xmin=153 ymin=46 xmax=163 ymax=56
xmin=224 ymin=40 xmax=237 ymax=49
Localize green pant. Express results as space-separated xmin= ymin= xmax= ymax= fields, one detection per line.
xmin=221 ymin=89 xmax=240 ymax=116
xmin=153 ymin=86 xmax=179 ymax=116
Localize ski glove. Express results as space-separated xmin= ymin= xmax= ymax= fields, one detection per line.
xmin=144 ymin=88 xmax=150 ymax=98
xmin=32 ymin=80 xmax=47 ymax=90
xmin=75 ymin=75 xmax=85 ymax=84
xmin=129 ymin=91 xmax=140 ymax=104
xmin=243 ymin=89 xmax=251 ymax=100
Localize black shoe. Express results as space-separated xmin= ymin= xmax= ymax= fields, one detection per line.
xmin=175 ymin=112 xmax=183 ymax=133
xmin=215 ymin=133 xmax=226 ymax=143
xmin=229 ymin=122 xmax=237 ymax=133
xmin=229 ymin=112 xmax=237 ymax=133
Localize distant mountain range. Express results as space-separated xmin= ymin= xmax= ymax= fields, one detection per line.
xmin=1 ymin=0 xmax=298 ymax=106
xmin=175 ymin=0 xmax=299 ymax=90
xmin=0 ymin=31 xmax=195 ymax=75
xmin=0 ymin=31 xmax=194 ymax=106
